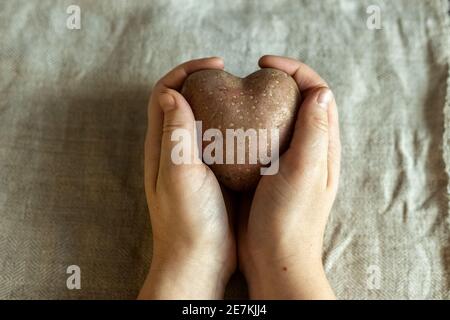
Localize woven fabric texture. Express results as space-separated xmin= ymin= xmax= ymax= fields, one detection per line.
xmin=0 ymin=0 xmax=449 ymax=299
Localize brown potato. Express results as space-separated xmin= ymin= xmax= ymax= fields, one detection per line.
xmin=181 ymin=68 xmax=300 ymax=191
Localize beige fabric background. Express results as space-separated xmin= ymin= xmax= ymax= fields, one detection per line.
xmin=0 ymin=0 xmax=449 ymax=299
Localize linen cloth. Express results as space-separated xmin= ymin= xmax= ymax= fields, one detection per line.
xmin=0 ymin=0 xmax=449 ymax=299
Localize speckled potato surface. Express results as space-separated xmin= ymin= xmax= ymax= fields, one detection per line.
xmin=181 ymin=68 xmax=300 ymax=191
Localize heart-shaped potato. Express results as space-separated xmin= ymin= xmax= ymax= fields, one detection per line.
xmin=181 ymin=68 xmax=300 ymax=191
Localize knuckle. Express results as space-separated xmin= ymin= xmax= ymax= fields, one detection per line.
xmin=282 ymin=162 xmax=326 ymax=192
xmin=307 ymin=112 xmax=328 ymax=133
xmin=152 ymin=81 xmax=174 ymax=95
xmin=162 ymin=121 xmax=190 ymax=134
xmin=160 ymin=87 xmax=174 ymax=95
xmin=284 ymin=153 xmax=323 ymax=179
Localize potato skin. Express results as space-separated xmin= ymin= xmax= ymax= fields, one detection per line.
xmin=181 ymin=68 xmax=300 ymax=191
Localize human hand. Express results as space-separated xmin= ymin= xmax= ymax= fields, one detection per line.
xmin=238 ymin=55 xmax=341 ymax=300
xmin=138 ymin=57 xmax=236 ymax=300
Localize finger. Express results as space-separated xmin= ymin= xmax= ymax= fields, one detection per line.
xmin=158 ymin=89 xmax=200 ymax=173
xmin=258 ymin=55 xmax=328 ymax=91
xmin=283 ymin=87 xmax=334 ymax=188
xmin=146 ymin=57 xmax=224 ymax=193
xmin=327 ymin=98 xmax=341 ymax=193
xmin=145 ymin=92 xmax=163 ymax=196
xmin=157 ymin=57 xmax=224 ymax=91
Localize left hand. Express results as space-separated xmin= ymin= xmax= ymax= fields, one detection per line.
xmin=138 ymin=57 xmax=236 ymax=300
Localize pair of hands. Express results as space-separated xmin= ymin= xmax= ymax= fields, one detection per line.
xmin=138 ymin=55 xmax=340 ymax=300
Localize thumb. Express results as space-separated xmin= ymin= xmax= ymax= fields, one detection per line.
xmin=285 ymin=87 xmax=334 ymax=180
xmin=158 ymin=89 xmax=200 ymax=170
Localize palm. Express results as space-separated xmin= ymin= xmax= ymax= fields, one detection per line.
xmin=237 ymin=157 xmax=296 ymax=272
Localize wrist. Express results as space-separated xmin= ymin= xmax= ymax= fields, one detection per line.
xmin=247 ymin=236 xmax=325 ymax=271
xmin=244 ymin=248 xmax=333 ymax=300
xmin=139 ymin=245 xmax=231 ymax=300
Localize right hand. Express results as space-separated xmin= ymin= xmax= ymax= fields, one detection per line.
xmin=238 ymin=55 xmax=341 ymax=300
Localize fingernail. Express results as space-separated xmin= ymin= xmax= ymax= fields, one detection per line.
xmin=316 ymin=88 xmax=333 ymax=110
xmin=211 ymin=56 xmax=224 ymax=66
xmin=159 ymin=93 xmax=175 ymax=112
